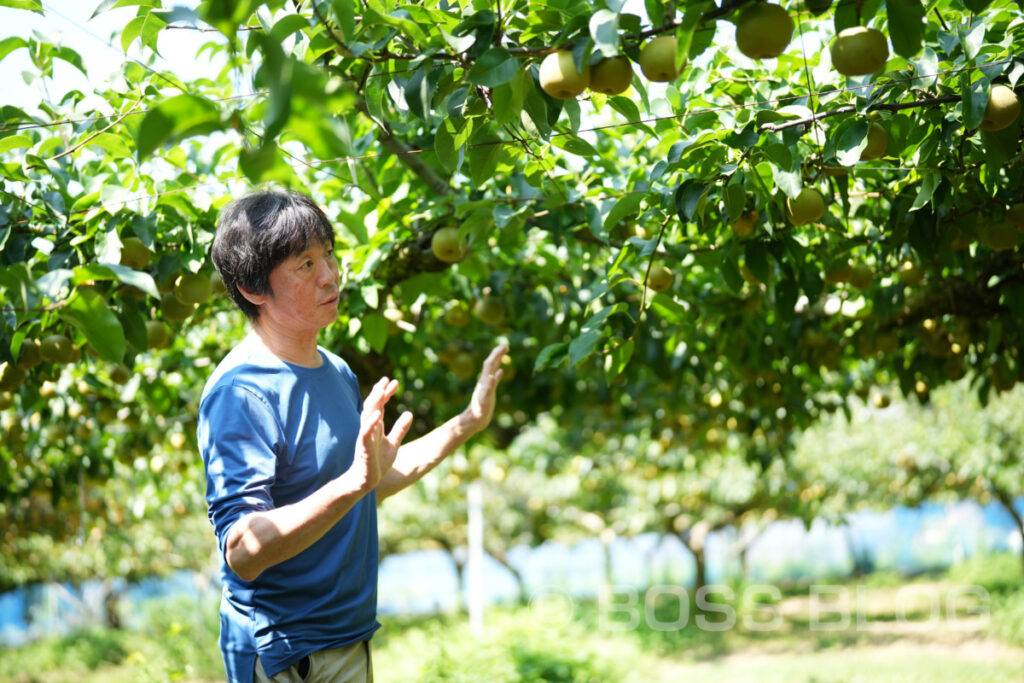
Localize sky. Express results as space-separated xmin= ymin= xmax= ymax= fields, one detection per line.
xmin=0 ymin=1 xmax=212 ymax=113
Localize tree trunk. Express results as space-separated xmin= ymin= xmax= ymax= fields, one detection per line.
xmin=842 ymin=523 xmax=873 ymax=577
xmin=436 ymin=537 xmax=467 ymax=613
xmin=676 ymin=532 xmax=707 ymax=595
xmin=487 ymin=545 xmax=528 ymax=605
xmin=693 ymin=545 xmax=707 ymax=595
xmin=601 ymin=535 xmax=614 ymax=592
xmin=102 ymin=580 xmax=122 ymax=630
xmin=993 ymin=490 xmax=1024 ymax=574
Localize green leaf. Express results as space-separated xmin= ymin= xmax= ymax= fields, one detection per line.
xmin=958 ymin=20 xmax=985 ymax=61
xmin=724 ymin=181 xmax=746 ymax=223
xmin=270 ymin=14 xmax=310 ymax=43
xmin=762 ymin=142 xmax=793 ymax=169
xmin=961 ymin=0 xmax=993 ymax=11
xmin=361 ymin=313 xmax=388 ymax=353
xmin=981 ymin=125 xmax=1020 ymax=169
xmin=404 ymin=65 xmax=432 ymax=120
xmin=603 ymin=193 xmax=644 ymax=239
xmin=440 ymin=27 xmax=476 ymax=53
xmin=835 ymin=120 xmax=869 ymax=165
xmin=604 ymin=338 xmax=634 ymax=380
xmin=34 ymin=268 xmax=70 ymax=303
xmin=0 ymin=134 xmax=32 ymax=155
xmin=201 ymin=0 xmax=259 ymax=40
xmin=491 ymin=69 xmax=527 ymax=127
xmin=120 ymin=15 xmax=144 ymax=52
xmin=51 ymin=45 xmax=87 ymax=75
xmin=589 ymin=9 xmax=619 ymax=58
xmin=466 ymin=47 xmax=517 ymax=88
xmin=468 ymin=133 xmax=502 ymax=187
xmin=720 ymin=254 xmax=744 ymax=293
xmin=569 ymin=325 xmax=603 ymax=366
xmin=522 ymin=87 xmax=552 ymax=138
xmin=0 ymin=0 xmax=42 ymax=11
xmin=571 ymin=303 xmax=625 ymax=369
xmin=434 ymin=119 xmax=459 ymax=173
xmin=91 ymin=0 xmax=149 ymax=19
xmin=331 ymin=0 xmax=356 ymax=41
xmin=675 ymin=180 xmax=707 ymax=222
xmin=134 ymin=94 xmax=223 ymax=160
xmin=73 ymin=264 xmax=160 ymax=299
xmin=535 ymin=341 xmax=569 ymax=371
xmin=797 ymin=263 xmax=824 ymax=300
xmin=911 ymin=173 xmax=939 ymax=210
xmin=649 ymin=292 xmax=688 ymax=324
xmin=884 ymin=0 xmax=924 ymax=59
xmin=85 ymin=131 xmax=134 ymax=159
xmin=0 ymin=36 xmax=27 ymax=63
xmin=62 ymin=287 xmax=125 ymax=363
xmin=551 ymin=135 xmax=598 ymax=157
xmin=99 ymin=185 xmax=131 ymax=215
xmin=775 ymin=278 xmax=798 ymax=318
xmin=644 ymin=0 xmax=665 ymax=27
xmin=674 ymin=1 xmax=710 ymax=64
xmin=833 ymin=0 xmax=859 ymax=32
xmin=962 ymin=75 xmax=988 ymax=131
xmin=911 ymin=46 xmax=938 ymax=88
xmin=745 ymin=242 xmax=772 ymax=285
xmin=362 ymin=7 xmax=429 ymax=44
xmin=773 ymin=166 xmax=802 ymax=200
xmin=120 ymin=12 xmax=166 ymax=54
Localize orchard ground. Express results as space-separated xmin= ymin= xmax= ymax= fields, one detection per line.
xmin=2 ymin=556 xmax=1023 ymax=682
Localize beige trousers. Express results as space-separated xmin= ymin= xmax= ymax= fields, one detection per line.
xmin=254 ymin=640 xmax=372 ymax=683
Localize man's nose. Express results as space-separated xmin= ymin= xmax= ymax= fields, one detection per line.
xmin=318 ymin=257 xmax=340 ymax=286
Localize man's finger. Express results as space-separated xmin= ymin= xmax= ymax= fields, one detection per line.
xmin=360 ymin=408 xmax=383 ymax=432
xmin=365 ymin=377 xmax=398 ymax=410
xmin=365 ymin=377 xmax=389 ymax=404
xmin=386 ymin=410 xmax=414 ymax=446
xmin=482 ymin=343 xmax=508 ymax=375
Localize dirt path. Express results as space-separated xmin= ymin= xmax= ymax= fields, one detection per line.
xmin=646 ymin=581 xmax=1024 ymax=682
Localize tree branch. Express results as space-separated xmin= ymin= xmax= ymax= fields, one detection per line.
xmin=760 ymin=94 xmax=962 ymax=133
xmin=49 ymin=98 xmax=143 ymax=161
xmin=376 ymin=131 xmax=452 ymax=197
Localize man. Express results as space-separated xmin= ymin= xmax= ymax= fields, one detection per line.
xmin=198 ymin=189 xmax=507 ymax=682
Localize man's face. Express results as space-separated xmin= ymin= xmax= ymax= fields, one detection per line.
xmin=258 ymin=240 xmax=340 ymax=333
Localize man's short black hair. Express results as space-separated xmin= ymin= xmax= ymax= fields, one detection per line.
xmin=212 ymin=189 xmax=335 ymax=320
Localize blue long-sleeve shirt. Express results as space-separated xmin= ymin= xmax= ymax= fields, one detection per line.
xmin=198 ymin=335 xmax=379 ymax=681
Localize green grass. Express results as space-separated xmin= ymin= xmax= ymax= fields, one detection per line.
xmin=0 ymin=592 xmax=224 ymax=683
xmin=3 ymin=556 xmax=1024 ymax=682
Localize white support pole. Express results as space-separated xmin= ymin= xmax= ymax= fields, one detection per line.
xmin=467 ymin=479 xmax=484 ymax=635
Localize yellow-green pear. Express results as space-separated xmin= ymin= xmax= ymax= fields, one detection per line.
xmin=646 ymin=265 xmax=674 ymax=292
xmin=539 ymin=50 xmax=590 ymax=100
xmin=735 ymin=3 xmax=793 ymax=60
xmin=638 ymin=36 xmax=683 ymax=82
xmin=980 ymin=84 xmax=1021 ymax=132
xmin=589 ymin=56 xmax=634 ymax=95
xmin=859 ymin=122 xmax=888 ymax=160
xmin=785 ymin=188 xmax=825 ymax=226
xmin=431 ymin=226 xmax=466 ymax=263
xmin=830 ymin=27 xmax=889 ymax=76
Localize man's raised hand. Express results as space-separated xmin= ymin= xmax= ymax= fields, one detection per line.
xmin=461 ymin=343 xmax=508 ymax=436
xmin=353 ymin=377 xmax=413 ymax=493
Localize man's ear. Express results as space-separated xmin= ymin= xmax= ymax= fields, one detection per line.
xmin=236 ymin=284 xmax=266 ymax=307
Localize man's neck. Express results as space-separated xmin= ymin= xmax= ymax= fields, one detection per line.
xmin=249 ymin=323 xmax=323 ymax=368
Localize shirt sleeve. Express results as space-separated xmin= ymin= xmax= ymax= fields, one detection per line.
xmin=199 ymin=383 xmax=287 ymax=555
